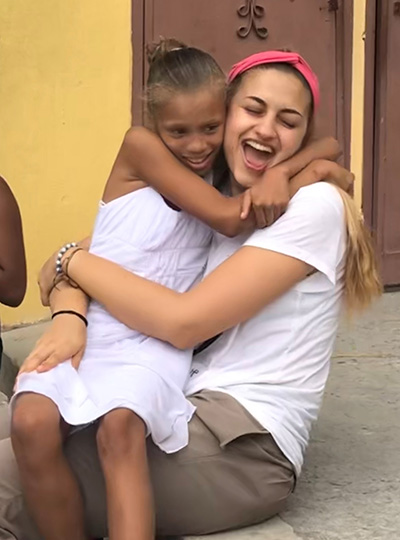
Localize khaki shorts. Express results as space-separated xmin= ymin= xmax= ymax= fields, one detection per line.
xmin=69 ymin=390 xmax=295 ymax=537
xmin=0 ymin=390 xmax=295 ymax=539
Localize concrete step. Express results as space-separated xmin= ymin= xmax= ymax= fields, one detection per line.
xmin=184 ymin=517 xmax=301 ymax=539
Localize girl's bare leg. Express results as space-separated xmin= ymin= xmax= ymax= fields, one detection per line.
xmin=11 ymin=393 xmax=87 ymax=540
xmin=97 ymin=408 xmax=154 ymax=540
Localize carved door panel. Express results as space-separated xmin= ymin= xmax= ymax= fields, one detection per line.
xmin=371 ymin=1 xmax=400 ymax=285
xmin=132 ymin=0 xmax=353 ymax=163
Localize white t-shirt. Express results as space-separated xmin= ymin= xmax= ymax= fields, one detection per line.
xmin=185 ymin=182 xmax=347 ymax=476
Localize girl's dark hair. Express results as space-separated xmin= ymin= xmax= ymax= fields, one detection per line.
xmin=145 ymin=38 xmax=225 ymax=118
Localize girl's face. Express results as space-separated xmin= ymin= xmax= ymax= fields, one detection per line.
xmin=155 ymin=86 xmax=226 ymax=177
xmin=223 ymin=68 xmax=311 ymax=192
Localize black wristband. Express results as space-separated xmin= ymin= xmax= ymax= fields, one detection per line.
xmin=51 ymin=310 xmax=88 ymax=327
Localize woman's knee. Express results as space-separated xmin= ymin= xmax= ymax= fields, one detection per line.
xmin=96 ymin=408 xmax=145 ymax=460
xmin=11 ymin=393 xmax=60 ymax=449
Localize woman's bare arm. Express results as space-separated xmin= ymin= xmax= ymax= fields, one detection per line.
xmin=0 ymin=177 xmax=27 ymax=307
xmin=63 ymin=247 xmax=311 ymax=350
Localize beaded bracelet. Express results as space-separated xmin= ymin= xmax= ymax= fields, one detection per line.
xmin=56 ymin=242 xmax=78 ymax=275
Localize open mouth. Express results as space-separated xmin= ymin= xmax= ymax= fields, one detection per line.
xmin=242 ymin=140 xmax=275 ymax=172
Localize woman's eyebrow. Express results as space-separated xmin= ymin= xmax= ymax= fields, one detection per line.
xmin=247 ymin=96 xmax=265 ymax=106
xmin=281 ymin=108 xmax=303 ymax=118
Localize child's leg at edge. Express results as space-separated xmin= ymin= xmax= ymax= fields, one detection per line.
xmin=97 ymin=408 xmax=154 ymax=540
xmin=11 ymin=393 xmax=87 ymax=540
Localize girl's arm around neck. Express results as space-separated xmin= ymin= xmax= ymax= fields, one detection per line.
xmin=64 ymin=247 xmax=312 ymax=350
xmin=279 ymin=136 xmax=341 ymax=179
xmin=108 ymin=127 xmax=251 ymax=237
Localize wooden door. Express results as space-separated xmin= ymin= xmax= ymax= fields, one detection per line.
xmin=132 ymin=0 xmax=353 ymax=163
xmin=366 ymin=0 xmax=400 ymax=285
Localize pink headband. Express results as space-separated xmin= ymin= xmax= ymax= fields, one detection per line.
xmin=228 ymin=51 xmax=320 ymax=111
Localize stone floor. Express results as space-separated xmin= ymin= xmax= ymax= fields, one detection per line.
xmin=1 ymin=292 xmax=399 ymax=539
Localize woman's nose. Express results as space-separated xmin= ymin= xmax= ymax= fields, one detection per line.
xmin=254 ymin=117 xmax=276 ymax=140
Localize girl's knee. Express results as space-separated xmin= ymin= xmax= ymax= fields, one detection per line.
xmin=96 ymin=409 xmax=145 ymax=459
xmin=11 ymin=393 xmax=60 ymax=447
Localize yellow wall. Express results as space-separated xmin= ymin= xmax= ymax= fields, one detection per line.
xmin=0 ymin=1 xmax=367 ymax=327
xmin=351 ymin=0 xmax=367 ymax=208
xmin=0 ymin=0 xmax=132 ymax=326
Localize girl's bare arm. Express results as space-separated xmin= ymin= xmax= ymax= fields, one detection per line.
xmin=103 ymin=127 xmax=250 ymax=238
xmin=103 ymin=130 xmax=340 ymax=236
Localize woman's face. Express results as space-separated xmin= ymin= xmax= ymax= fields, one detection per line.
xmin=223 ymin=68 xmax=311 ymax=191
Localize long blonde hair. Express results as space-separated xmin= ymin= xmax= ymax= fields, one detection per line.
xmin=333 ymin=187 xmax=382 ymax=313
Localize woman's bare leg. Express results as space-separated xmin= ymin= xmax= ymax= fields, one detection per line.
xmin=97 ymin=408 xmax=154 ymax=540
xmin=11 ymin=393 xmax=87 ymax=540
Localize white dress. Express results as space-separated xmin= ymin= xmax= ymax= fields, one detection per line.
xmin=13 ymin=187 xmax=212 ymax=453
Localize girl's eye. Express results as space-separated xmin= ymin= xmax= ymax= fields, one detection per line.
xmin=204 ymin=124 xmax=220 ymax=134
xmin=170 ymin=129 xmax=186 ymax=137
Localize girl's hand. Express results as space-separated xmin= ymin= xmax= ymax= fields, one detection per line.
xmin=240 ymin=167 xmax=290 ymax=228
xmin=38 ymin=237 xmax=91 ymax=306
xmin=38 ymin=251 xmax=58 ymax=306
xmin=289 ymin=160 xmax=355 ymax=197
xmin=317 ymin=160 xmax=355 ymax=194
xmin=18 ymin=315 xmax=87 ymax=375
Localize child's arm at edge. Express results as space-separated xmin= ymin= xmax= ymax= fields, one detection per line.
xmin=0 ymin=177 xmax=27 ymax=307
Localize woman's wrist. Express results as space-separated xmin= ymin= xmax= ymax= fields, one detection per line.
xmin=49 ymin=273 xmax=89 ymax=315
xmin=52 ymin=310 xmax=88 ymax=327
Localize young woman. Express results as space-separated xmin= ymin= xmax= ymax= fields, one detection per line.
xmin=0 ymin=51 xmax=372 ymax=540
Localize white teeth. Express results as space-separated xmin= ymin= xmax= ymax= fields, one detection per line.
xmin=186 ymin=156 xmax=209 ymax=164
xmin=246 ymin=141 xmax=273 ymax=153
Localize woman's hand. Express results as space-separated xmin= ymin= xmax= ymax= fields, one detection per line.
xmin=240 ymin=167 xmax=290 ymax=228
xmin=18 ymin=315 xmax=87 ymax=375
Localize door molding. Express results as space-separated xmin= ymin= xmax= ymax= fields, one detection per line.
xmin=363 ymin=0 xmax=377 ymax=228
xmin=131 ymin=0 xmax=354 ymax=166
xmin=131 ymin=0 xmax=145 ymax=124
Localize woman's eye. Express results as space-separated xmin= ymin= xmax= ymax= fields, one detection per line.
xmin=245 ymin=107 xmax=262 ymax=116
xmin=281 ymin=120 xmax=296 ymax=129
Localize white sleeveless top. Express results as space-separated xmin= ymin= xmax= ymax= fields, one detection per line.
xmin=15 ymin=187 xmax=213 ymax=453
